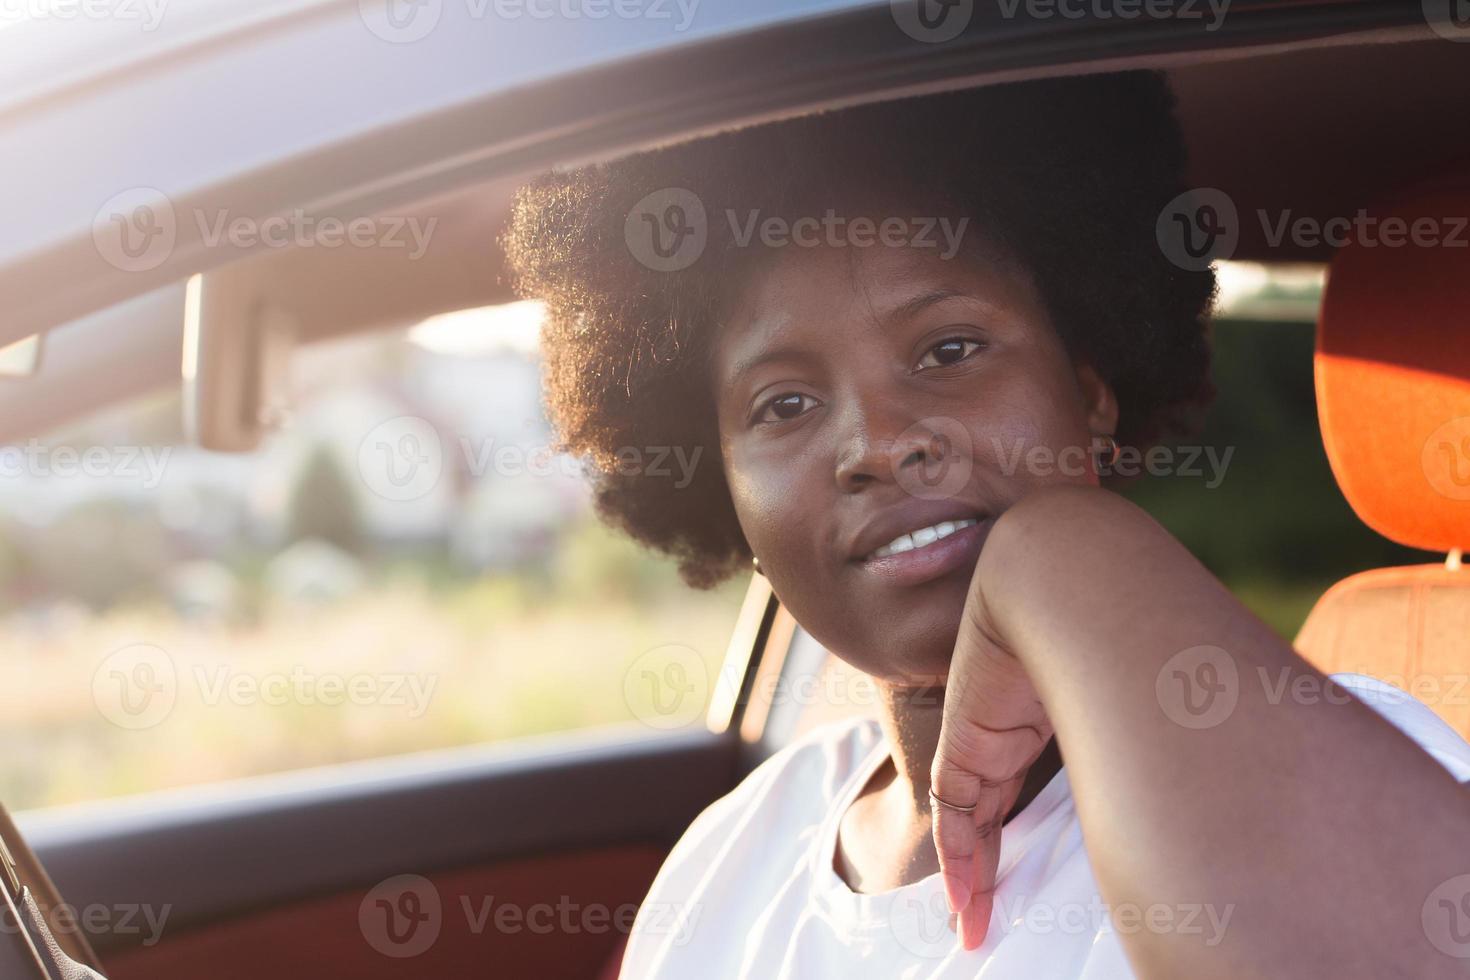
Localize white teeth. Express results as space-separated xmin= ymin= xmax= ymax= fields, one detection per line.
xmin=870 ymin=518 xmax=978 ymax=560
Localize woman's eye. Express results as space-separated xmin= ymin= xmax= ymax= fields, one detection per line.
xmin=917 ymin=337 xmax=983 ymax=370
xmin=755 ymin=392 xmax=819 ymax=424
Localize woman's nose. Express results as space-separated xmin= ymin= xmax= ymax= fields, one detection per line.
xmin=833 ymin=408 xmax=959 ymax=494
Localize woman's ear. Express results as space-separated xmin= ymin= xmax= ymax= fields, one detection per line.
xmin=1074 ymin=362 xmax=1120 ymax=438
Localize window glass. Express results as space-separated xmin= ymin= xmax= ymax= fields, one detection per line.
xmin=0 ymin=319 xmax=746 ymax=810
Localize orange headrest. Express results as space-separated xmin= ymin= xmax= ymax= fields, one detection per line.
xmin=1316 ymin=180 xmax=1470 ymax=553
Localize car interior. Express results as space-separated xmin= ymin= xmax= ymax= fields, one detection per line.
xmin=1 ymin=11 xmax=1468 ymax=980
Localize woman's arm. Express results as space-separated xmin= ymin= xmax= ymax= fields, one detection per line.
xmin=931 ymin=483 xmax=1470 ymax=978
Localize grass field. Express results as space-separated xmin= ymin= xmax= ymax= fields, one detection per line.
xmin=0 ymin=535 xmax=1327 ymax=813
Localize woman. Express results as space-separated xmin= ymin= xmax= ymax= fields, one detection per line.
xmin=505 ymin=71 xmax=1470 ymax=977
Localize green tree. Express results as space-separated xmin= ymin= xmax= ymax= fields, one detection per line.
xmin=286 ymin=444 xmax=365 ymax=555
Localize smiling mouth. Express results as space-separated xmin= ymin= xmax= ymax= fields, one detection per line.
xmin=865 ymin=517 xmax=979 ymax=561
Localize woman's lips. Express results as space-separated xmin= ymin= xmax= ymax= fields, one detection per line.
xmin=857 ymin=516 xmax=993 ymax=587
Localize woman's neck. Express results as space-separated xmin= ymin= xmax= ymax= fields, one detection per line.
xmin=871 ymin=679 xmax=1063 ymax=822
xmin=832 ymin=678 xmax=1065 ymax=894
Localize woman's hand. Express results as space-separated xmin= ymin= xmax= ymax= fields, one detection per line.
xmin=928 ymin=505 xmax=1055 ymax=951
xmin=928 ymin=483 xmax=1470 ymax=976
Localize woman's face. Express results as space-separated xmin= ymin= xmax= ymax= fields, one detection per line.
xmin=713 ymin=239 xmax=1118 ymax=683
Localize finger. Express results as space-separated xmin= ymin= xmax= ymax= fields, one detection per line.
xmin=931 ymin=644 xmax=1049 ymax=945
xmin=929 ymin=760 xmax=1005 ymax=917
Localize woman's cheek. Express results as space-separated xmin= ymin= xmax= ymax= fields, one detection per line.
xmin=968 ymin=390 xmax=1095 ymax=491
xmin=723 ymin=449 xmax=807 ymax=565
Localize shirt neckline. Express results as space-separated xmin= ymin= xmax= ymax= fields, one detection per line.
xmin=806 ymin=718 xmax=1073 ymax=934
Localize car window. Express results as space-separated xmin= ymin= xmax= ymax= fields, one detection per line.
xmin=0 ymin=309 xmax=746 ymax=811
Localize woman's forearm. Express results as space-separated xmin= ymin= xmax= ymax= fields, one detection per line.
xmin=977 ymin=485 xmax=1470 ymax=979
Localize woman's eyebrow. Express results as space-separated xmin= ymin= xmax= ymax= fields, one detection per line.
xmin=724 ymin=347 xmax=799 ymax=393
xmin=882 ymin=286 xmax=970 ymax=323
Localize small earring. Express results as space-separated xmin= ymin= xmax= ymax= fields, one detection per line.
xmin=1092 ymin=433 xmax=1120 ymax=470
xmin=752 ymin=555 xmax=763 ymax=575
